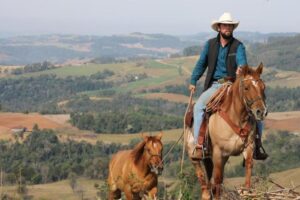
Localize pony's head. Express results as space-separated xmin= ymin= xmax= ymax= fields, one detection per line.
xmin=143 ymin=132 xmax=164 ymax=175
xmin=237 ymin=63 xmax=267 ymax=120
xmin=132 ymin=132 xmax=164 ymax=175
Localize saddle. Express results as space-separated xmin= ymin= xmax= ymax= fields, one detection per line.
xmin=186 ymin=83 xmax=232 ymax=160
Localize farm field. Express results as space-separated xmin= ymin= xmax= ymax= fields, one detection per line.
xmin=0 ymin=111 xmax=300 ymax=143
xmin=3 ymin=56 xmax=299 ymax=100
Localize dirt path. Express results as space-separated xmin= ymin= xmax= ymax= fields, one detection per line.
xmin=156 ymin=59 xmax=191 ymax=75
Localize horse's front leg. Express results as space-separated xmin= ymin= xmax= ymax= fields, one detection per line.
xmin=193 ymin=162 xmax=211 ymax=200
xmin=244 ymin=145 xmax=254 ymax=188
xmin=212 ymin=148 xmax=228 ymax=199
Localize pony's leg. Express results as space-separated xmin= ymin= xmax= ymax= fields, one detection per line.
xmin=212 ymin=148 xmax=228 ymax=199
xmin=244 ymin=146 xmax=254 ymax=188
xmin=108 ymin=189 xmax=121 ymax=200
xmin=147 ymin=187 xmax=157 ymax=199
xmin=194 ymin=162 xmax=211 ymax=200
xmin=108 ymin=173 xmax=121 ymax=200
xmin=123 ymin=185 xmax=134 ymax=200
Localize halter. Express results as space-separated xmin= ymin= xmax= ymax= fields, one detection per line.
xmin=144 ymin=146 xmax=163 ymax=174
xmin=145 ymin=147 xmax=162 ymax=158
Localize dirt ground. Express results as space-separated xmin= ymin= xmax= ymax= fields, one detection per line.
xmin=142 ymin=92 xmax=190 ymax=103
xmin=0 ymin=112 xmax=70 ymax=140
xmin=265 ymin=111 xmax=300 ymax=132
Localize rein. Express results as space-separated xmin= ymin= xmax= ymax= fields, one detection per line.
xmin=217 ymin=77 xmax=260 ymax=138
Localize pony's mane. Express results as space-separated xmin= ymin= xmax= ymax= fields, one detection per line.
xmin=131 ymin=140 xmax=146 ymax=165
xmin=130 ymin=137 xmax=160 ymax=165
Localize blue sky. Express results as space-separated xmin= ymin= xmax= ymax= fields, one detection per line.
xmin=0 ymin=0 xmax=299 ymax=35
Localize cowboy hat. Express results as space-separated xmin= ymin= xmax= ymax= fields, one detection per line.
xmin=211 ymin=12 xmax=239 ymax=32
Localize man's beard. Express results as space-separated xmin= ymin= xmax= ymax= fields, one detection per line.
xmin=220 ymin=32 xmax=233 ymax=40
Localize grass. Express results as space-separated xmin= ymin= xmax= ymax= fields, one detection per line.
xmin=16 ymin=62 xmax=138 ymax=78
xmin=1 ymin=178 xmax=102 ymax=200
xmin=144 ymin=60 xmax=174 ymax=69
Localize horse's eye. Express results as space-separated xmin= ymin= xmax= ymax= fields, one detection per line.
xmin=245 ymin=87 xmax=249 ymax=91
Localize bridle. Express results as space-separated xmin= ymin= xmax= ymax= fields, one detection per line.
xmin=239 ymin=76 xmax=265 ymax=114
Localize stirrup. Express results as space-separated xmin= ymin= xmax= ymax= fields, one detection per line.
xmin=192 ymin=144 xmax=207 ymax=160
xmin=191 ymin=145 xmax=203 ymax=160
xmin=253 ymin=146 xmax=268 ymax=160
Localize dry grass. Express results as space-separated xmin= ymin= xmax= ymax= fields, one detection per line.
xmin=140 ymin=92 xmax=189 ymax=103
xmin=224 ymin=167 xmax=300 ymax=193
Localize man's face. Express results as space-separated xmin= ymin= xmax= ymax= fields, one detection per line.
xmin=218 ymin=23 xmax=234 ymax=40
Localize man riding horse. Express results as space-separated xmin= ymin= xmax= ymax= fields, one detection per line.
xmin=189 ymin=12 xmax=268 ymax=160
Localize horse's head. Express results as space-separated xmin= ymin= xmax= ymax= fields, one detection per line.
xmin=142 ymin=132 xmax=164 ymax=175
xmin=238 ymin=63 xmax=268 ymax=120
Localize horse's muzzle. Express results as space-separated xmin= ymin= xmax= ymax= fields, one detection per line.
xmin=253 ymin=107 xmax=267 ymax=120
xmin=150 ymin=163 xmax=164 ymax=175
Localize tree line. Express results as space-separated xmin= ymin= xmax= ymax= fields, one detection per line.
xmin=9 ymin=61 xmax=56 ymax=75
xmin=0 ymin=128 xmax=183 ymax=185
xmin=0 ymin=74 xmax=113 ymax=112
xmin=68 ymin=94 xmax=185 ymax=133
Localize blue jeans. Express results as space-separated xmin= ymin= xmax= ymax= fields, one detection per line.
xmin=193 ymin=82 xmax=264 ymax=143
xmin=257 ymin=121 xmax=263 ymax=136
xmin=194 ymin=82 xmax=222 ymax=142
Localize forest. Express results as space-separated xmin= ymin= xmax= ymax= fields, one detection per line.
xmin=0 ymin=128 xmax=298 ymax=199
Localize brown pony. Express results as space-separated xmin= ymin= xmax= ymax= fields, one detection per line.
xmin=185 ymin=63 xmax=267 ymax=200
xmin=108 ymin=132 xmax=163 ymax=200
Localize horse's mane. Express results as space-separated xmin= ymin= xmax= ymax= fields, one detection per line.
xmin=130 ymin=137 xmax=161 ymax=165
xmin=236 ymin=65 xmax=259 ymax=80
xmin=131 ymin=140 xmax=146 ymax=165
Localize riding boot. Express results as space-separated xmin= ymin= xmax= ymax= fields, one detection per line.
xmin=253 ymin=134 xmax=268 ymax=160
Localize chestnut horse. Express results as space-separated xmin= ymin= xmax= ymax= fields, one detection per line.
xmin=108 ymin=133 xmax=163 ymax=200
xmin=184 ymin=64 xmax=267 ymax=200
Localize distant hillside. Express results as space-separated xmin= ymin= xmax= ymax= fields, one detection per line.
xmin=0 ymin=32 xmax=298 ymax=65
xmin=181 ymin=33 xmax=300 ymax=72
xmin=0 ymin=33 xmax=195 ymax=65
xmin=248 ymin=34 xmax=300 ymax=71
xmin=179 ymin=31 xmax=298 ymax=44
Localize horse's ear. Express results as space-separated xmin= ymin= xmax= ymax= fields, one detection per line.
xmin=141 ymin=133 xmax=149 ymax=141
xmin=256 ymin=62 xmax=263 ymax=75
xmin=155 ymin=131 xmax=163 ymax=140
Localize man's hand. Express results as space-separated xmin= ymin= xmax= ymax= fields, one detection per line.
xmin=236 ymin=67 xmax=242 ymax=75
xmin=189 ymin=84 xmax=196 ymax=94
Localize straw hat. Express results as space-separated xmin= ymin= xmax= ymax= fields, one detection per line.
xmin=211 ymin=12 xmax=239 ymax=32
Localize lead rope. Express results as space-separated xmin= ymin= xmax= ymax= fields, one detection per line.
xmin=180 ymin=91 xmax=194 ymax=174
